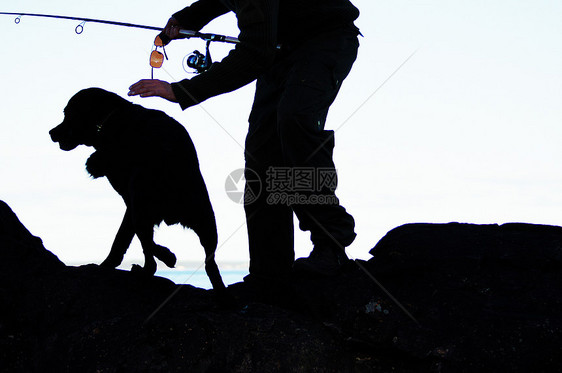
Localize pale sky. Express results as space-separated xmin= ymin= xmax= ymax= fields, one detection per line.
xmin=1 ymin=1 xmax=561 ymax=274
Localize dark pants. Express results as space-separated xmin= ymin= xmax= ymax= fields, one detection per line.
xmin=244 ymin=26 xmax=359 ymax=280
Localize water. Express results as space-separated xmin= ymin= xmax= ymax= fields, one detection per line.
xmin=155 ymin=268 xmax=248 ymax=289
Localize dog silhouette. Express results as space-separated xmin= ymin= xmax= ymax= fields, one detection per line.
xmin=50 ymin=88 xmax=225 ymax=291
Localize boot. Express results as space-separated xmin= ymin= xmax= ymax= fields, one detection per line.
xmin=293 ymin=245 xmax=349 ymax=276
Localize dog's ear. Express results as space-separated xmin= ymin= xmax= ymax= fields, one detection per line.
xmin=86 ymin=151 xmax=107 ymax=178
xmin=68 ymin=88 xmax=129 ymax=132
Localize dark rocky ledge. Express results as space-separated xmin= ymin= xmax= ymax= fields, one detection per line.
xmin=1 ymin=199 xmax=561 ymax=372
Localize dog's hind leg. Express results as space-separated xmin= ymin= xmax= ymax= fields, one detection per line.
xmin=205 ymin=250 xmax=226 ymax=292
xmin=101 ymin=209 xmax=134 ymax=268
xmin=194 ymin=224 xmax=226 ymax=292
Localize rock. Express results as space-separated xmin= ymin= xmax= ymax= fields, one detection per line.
xmin=368 ymin=222 xmax=562 ymax=372
xmin=1 ymin=201 xmax=561 ymax=372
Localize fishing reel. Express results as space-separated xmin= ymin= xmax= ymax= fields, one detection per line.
xmin=183 ymin=40 xmax=212 ymax=74
xmin=151 ymin=35 xmax=213 ymax=76
xmin=149 ymin=28 xmax=240 ymax=77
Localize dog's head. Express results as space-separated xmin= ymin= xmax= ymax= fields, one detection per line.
xmin=50 ymin=88 xmax=128 ymax=151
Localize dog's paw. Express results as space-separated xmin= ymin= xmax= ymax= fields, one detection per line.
xmin=153 ymin=244 xmax=177 ymax=268
xmin=130 ymin=264 xmax=144 ymax=274
xmin=100 ymin=256 xmax=122 ymax=269
xmin=131 ymin=263 xmax=156 ymax=277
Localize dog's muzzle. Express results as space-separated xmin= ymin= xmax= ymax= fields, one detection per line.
xmin=50 ymin=123 xmax=79 ymax=151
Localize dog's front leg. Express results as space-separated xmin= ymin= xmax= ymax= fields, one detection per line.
xmin=132 ymin=225 xmax=157 ymax=276
xmin=100 ymin=209 xmax=134 ymax=268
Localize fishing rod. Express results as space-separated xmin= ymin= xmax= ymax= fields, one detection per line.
xmin=0 ymin=12 xmax=239 ymax=43
xmin=0 ymin=11 xmax=240 ymax=74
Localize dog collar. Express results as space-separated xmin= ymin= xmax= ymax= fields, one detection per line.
xmin=96 ymin=108 xmax=120 ymax=133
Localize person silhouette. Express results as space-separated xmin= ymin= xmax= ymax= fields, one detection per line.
xmin=129 ymin=0 xmax=360 ymax=285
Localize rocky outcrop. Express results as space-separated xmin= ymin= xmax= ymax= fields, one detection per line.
xmin=1 ymin=200 xmax=561 ymax=372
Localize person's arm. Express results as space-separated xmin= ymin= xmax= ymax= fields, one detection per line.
xmin=171 ymin=0 xmax=280 ymax=109
xmin=172 ymin=0 xmax=230 ymax=32
xmin=161 ymin=0 xmax=231 ymax=42
xmin=129 ymin=0 xmax=279 ymax=109
xmin=128 ymin=0 xmax=230 ymax=102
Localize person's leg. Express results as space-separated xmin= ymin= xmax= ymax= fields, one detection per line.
xmin=275 ymin=28 xmax=360 ymax=274
xmin=244 ymin=73 xmax=295 ymax=282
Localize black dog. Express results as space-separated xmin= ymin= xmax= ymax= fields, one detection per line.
xmin=50 ymin=88 xmax=225 ymax=291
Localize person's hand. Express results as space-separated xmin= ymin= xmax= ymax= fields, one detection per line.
xmin=163 ymin=17 xmax=182 ymax=41
xmin=128 ymin=79 xmax=177 ymax=103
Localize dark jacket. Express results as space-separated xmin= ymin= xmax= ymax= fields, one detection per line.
xmin=170 ymin=0 xmax=359 ymax=109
